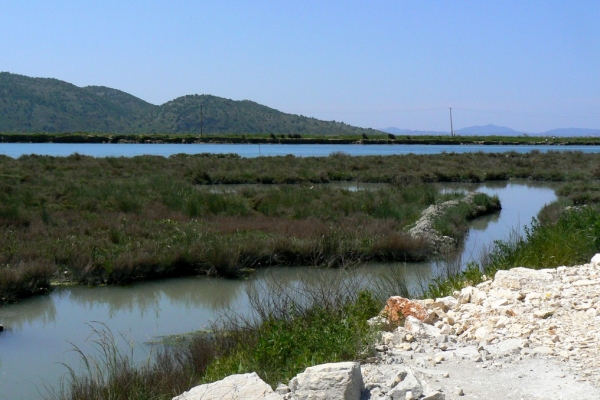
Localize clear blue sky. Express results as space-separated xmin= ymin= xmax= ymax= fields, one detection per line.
xmin=2 ymin=1 xmax=599 ymax=132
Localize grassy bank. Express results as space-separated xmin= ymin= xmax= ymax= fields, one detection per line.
xmin=46 ymin=272 xmax=384 ymax=400
xmin=425 ymin=197 xmax=600 ymax=299
xmin=3 ymin=151 xmax=600 ymax=185
xmin=0 ymin=152 xmax=507 ymax=304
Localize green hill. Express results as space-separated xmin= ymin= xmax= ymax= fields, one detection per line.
xmin=0 ymin=72 xmax=379 ymax=136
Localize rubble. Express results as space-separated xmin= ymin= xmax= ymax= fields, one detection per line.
xmin=174 ymin=255 xmax=600 ymax=399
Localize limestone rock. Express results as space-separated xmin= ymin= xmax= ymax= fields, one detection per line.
xmin=387 ymin=371 xmax=423 ymax=399
xmin=289 ymin=362 xmax=363 ymax=400
xmin=172 ymin=372 xmax=281 ymax=400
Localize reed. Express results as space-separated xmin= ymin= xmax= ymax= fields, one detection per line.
xmin=46 ymin=270 xmax=382 ymax=399
xmin=1 ymin=154 xmax=503 ymax=303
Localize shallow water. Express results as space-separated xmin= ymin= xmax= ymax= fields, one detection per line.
xmin=0 ymin=181 xmax=557 ymax=399
xmin=2 ymin=142 xmax=600 ymax=158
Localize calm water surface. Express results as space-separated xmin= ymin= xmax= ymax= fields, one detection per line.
xmin=0 ymin=181 xmax=557 ymax=399
xmin=2 ymin=142 xmax=600 ymax=158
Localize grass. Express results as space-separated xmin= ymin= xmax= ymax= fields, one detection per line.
xmin=424 ymin=199 xmax=600 ymax=299
xmin=45 ymin=270 xmax=383 ymax=400
xmin=45 ymin=322 xmax=216 ymax=400
xmin=433 ymin=192 xmax=501 ymax=238
xmin=0 ymin=152 xmax=512 ymax=303
xmin=44 ymin=178 xmax=599 ymax=400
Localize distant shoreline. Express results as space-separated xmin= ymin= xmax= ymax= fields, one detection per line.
xmin=2 ymin=133 xmax=600 ymax=146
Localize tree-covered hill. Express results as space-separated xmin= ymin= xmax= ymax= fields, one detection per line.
xmin=0 ymin=72 xmax=380 ymax=135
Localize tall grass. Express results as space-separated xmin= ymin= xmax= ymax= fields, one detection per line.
xmin=45 ymin=322 xmax=215 ymax=400
xmin=46 ymin=269 xmax=383 ymax=399
xmin=483 ymin=205 xmax=600 ymax=273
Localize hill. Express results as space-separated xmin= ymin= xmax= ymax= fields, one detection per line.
xmin=0 ymin=73 xmax=144 ymax=132
xmin=380 ymin=127 xmax=448 ymax=136
xmin=456 ymin=124 xmax=519 ymax=135
xmin=140 ymin=94 xmax=375 ymax=135
xmin=543 ymin=128 xmax=600 ymax=137
xmin=0 ymin=72 xmax=379 ymax=136
xmin=382 ymin=125 xmax=600 ymax=137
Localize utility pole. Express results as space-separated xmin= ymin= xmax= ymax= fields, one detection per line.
xmin=200 ymin=105 xmax=203 ymax=138
xmin=449 ymin=107 xmax=454 ymax=137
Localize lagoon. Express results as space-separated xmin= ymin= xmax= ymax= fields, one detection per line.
xmin=2 ymin=142 xmax=600 ymax=158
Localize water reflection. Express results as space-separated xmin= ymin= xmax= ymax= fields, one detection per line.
xmin=65 ymin=277 xmax=245 ymax=319
xmin=469 ymin=212 xmax=501 ymax=231
xmin=0 ymin=295 xmax=57 ymax=332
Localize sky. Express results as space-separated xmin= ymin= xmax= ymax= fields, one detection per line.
xmin=1 ymin=1 xmax=599 ymax=133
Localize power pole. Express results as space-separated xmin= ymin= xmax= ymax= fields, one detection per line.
xmin=449 ymin=107 xmax=454 ymax=137
xmin=200 ymin=105 xmax=203 ymax=138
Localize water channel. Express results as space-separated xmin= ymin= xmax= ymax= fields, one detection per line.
xmin=2 ymin=142 xmax=600 ymax=159
xmin=0 ymin=180 xmax=558 ymax=399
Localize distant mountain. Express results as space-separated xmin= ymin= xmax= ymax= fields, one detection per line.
xmin=456 ymin=124 xmax=520 ymax=135
xmin=382 ymin=124 xmax=600 ymax=137
xmin=0 ymin=72 xmax=380 ymax=135
xmin=380 ymin=127 xmax=448 ymax=135
xmin=543 ymin=128 xmax=600 ymax=137
xmin=381 ymin=125 xmax=521 ymax=136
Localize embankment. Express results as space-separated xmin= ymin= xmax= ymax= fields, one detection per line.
xmin=174 ymin=256 xmax=600 ymax=399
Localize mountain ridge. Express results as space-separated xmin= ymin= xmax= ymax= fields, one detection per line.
xmin=0 ymin=72 xmax=379 ymax=135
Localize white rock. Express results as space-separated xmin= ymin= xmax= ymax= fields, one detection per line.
xmin=484 ymin=338 xmax=524 ymax=357
xmin=290 ymin=362 xmax=363 ymax=400
xmin=172 ymin=372 xmax=281 ymax=400
xmin=387 ymin=372 xmax=423 ymax=399
xmin=573 ymin=279 xmax=596 ymax=287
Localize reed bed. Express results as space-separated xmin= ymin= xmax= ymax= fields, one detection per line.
xmin=0 ymin=152 xmax=508 ymax=303
xmin=37 ymin=148 xmax=600 ymax=399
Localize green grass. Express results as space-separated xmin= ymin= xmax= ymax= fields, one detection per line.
xmin=46 ymin=273 xmax=382 ymax=400
xmin=43 ymin=174 xmax=600 ymax=400
xmin=11 ymin=148 xmax=600 ymax=305
xmin=1 ymin=151 xmax=512 ymax=303
xmin=433 ymin=193 xmax=501 ymax=238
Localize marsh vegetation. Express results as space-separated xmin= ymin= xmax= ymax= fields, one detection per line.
xmin=45 ymin=198 xmax=600 ymax=400
xmin=0 ymin=152 xmax=513 ymax=304
xmin=21 ymin=150 xmax=600 ymax=399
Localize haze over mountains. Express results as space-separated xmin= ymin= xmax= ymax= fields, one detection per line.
xmin=1 ymin=72 xmax=598 ymax=136
xmin=381 ymin=124 xmax=600 ymax=137
xmin=0 ymin=72 xmax=378 ymax=135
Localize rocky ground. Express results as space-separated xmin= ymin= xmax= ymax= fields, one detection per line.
xmin=173 ymin=255 xmax=600 ymax=399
